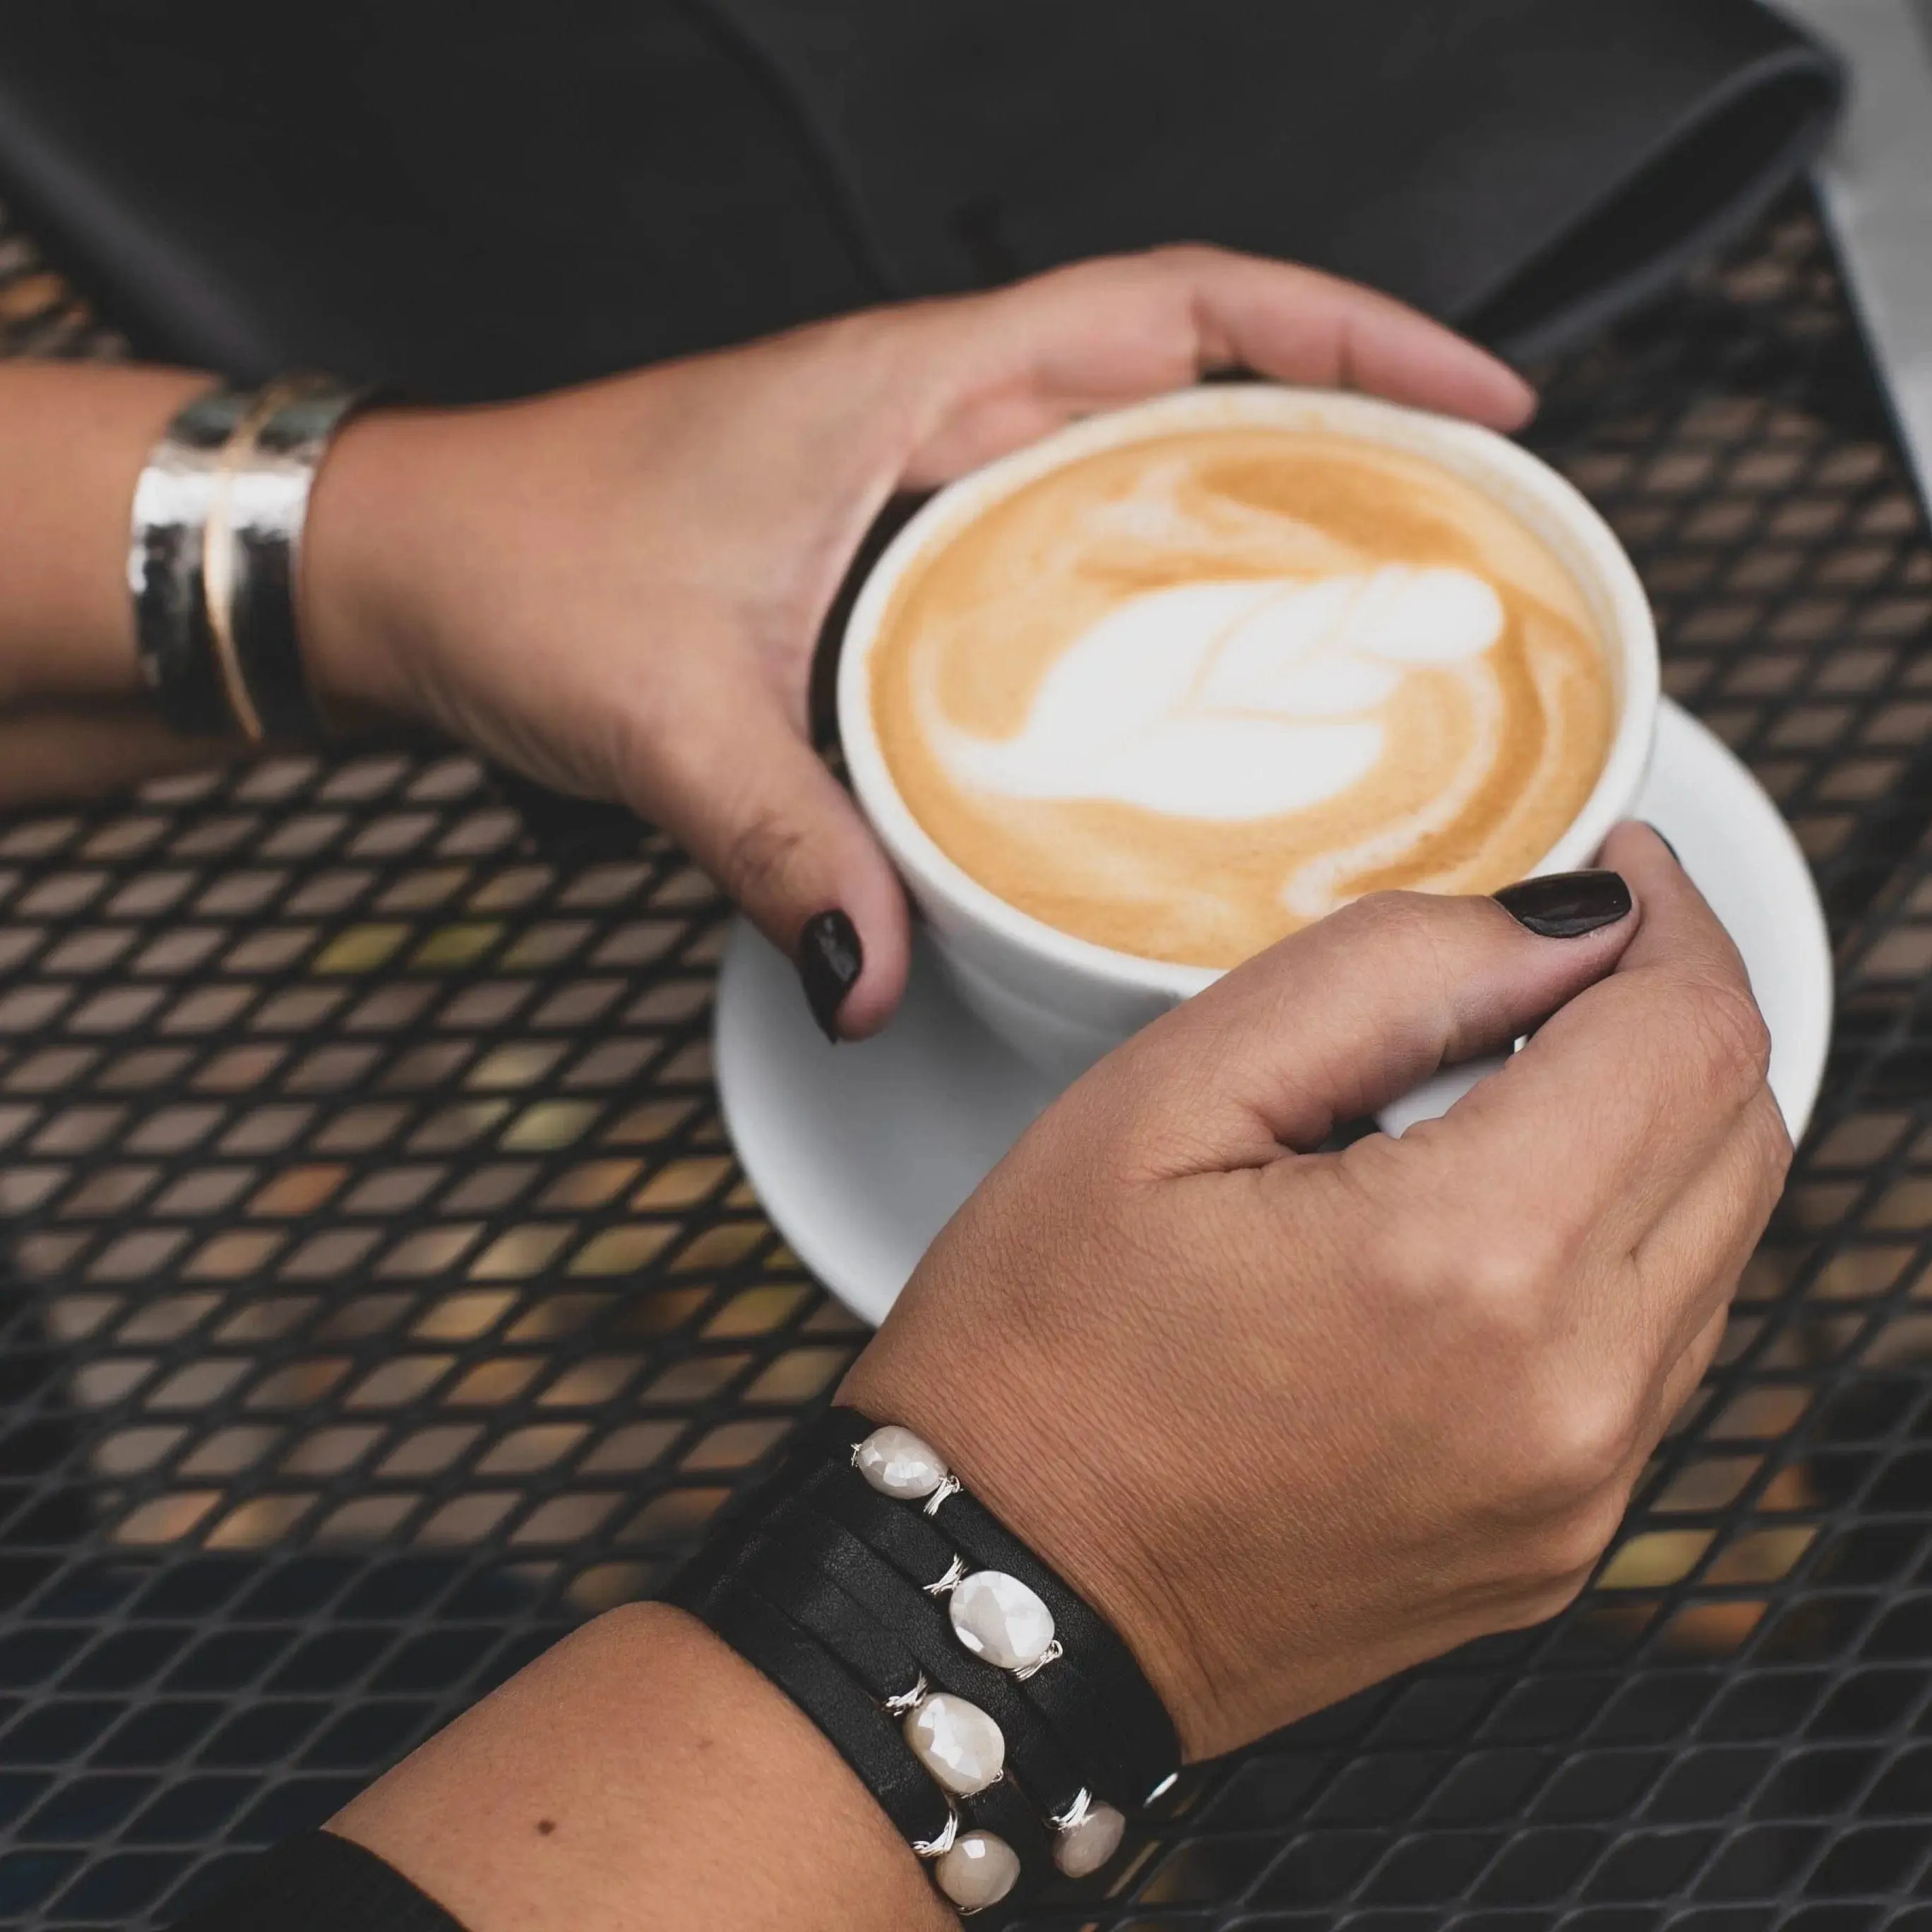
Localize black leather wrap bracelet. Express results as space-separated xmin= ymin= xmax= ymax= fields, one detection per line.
xmin=670 ymin=1407 xmax=1179 ymax=1916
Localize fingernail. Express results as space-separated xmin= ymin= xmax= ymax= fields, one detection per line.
xmin=1645 ymin=823 xmax=1681 ymax=864
xmin=797 ymin=910 xmax=863 ymax=1042
xmin=1493 ymin=869 xmax=1633 ymax=938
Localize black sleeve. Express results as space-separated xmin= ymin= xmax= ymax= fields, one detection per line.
xmin=169 ymin=1830 xmax=467 ymax=1932
xmin=0 ymin=1 xmax=1841 ymax=398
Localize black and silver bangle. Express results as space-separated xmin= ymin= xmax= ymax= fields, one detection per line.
xmin=129 ymin=373 xmax=373 ymax=746
xmin=674 ymin=1408 xmax=1177 ymax=1914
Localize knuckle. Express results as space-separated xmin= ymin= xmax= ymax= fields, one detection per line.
xmin=1335 ymin=889 xmax=1441 ymax=948
xmin=1467 ymin=1399 xmax=1636 ymax=1617
xmin=1678 ymin=975 xmax=1772 ymax=1104
xmin=1528 ymin=1489 xmax=1632 ymax=1597
xmin=1502 ymin=1556 xmax=1600 ymax=1629
xmin=1473 ymin=1465 xmax=1631 ymax=1635
xmin=1456 ymin=1226 xmax=1570 ymax=1339
xmin=1325 ymin=890 xmax=1462 ymax=994
xmin=1462 ymin=1244 xmax=1552 ymax=1337
xmin=720 ymin=805 xmax=810 ymax=914
xmin=1749 ymin=1087 xmax=1796 ymax=1188
xmin=1511 ymin=1386 xmax=1640 ymax=1524
xmin=1367 ymin=1207 xmax=1563 ymax=1338
xmin=1366 ymin=1210 xmax=1580 ymax=1383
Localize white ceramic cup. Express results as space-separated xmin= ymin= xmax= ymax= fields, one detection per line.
xmin=838 ymin=384 xmax=1660 ymax=1082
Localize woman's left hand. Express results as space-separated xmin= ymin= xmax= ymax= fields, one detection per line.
xmin=299 ymin=246 xmax=1533 ymax=1039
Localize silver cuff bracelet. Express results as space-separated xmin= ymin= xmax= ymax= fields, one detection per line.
xmin=130 ymin=373 xmax=374 ymax=744
xmin=128 ymin=385 xmax=254 ymax=739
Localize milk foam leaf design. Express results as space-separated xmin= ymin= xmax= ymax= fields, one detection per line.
xmin=1282 ymin=656 xmax=1507 ymax=922
xmin=926 ymin=565 xmax=1505 ymax=825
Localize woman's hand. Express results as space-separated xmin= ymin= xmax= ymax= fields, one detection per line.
xmin=299 ymin=246 xmax=1532 ymax=1039
xmin=324 ymin=825 xmax=1786 ymax=1931
xmin=844 ymin=825 xmax=1790 ymax=1760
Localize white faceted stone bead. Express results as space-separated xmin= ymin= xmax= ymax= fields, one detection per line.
xmin=934 ymin=1830 xmax=1020 ymax=1912
xmin=1054 ymin=1799 xmax=1126 ymax=1878
xmin=905 ymin=1692 xmax=1004 ymax=1795
xmin=949 ymin=1569 xmax=1056 ymax=1671
xmin=855 ymin=1425 xmax=947 ymax=1501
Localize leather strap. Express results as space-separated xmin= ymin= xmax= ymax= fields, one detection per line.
xmin=735 ymin=1554 xmax=1057 ymax=1887
xmin=705 ymin=1573 xmax=1052 ymax=1901
xmin=815 ymin=1408 xmax=1178 ymax=1787
xmin=749 ymin=1494 xmax=1095 ymax=1817
xmin=736 ymin=1540 xmax=924 ymax=1707
xmin=800 ymin=1443 xmax=1178 ymax=1803
xmin=930 ymin=1480 xmax=1179 ymax=1785
xmin=693 ymin=1407 xmax=1178 ymax=1799
xmin=958 ymin=1765 xmax=1056 ymax=1888
xmin=674 ymin=1402 xmax=1176 ymax=1902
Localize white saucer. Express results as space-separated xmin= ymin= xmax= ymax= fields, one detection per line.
xmin=717 ymin=701 xmax=1835 ymax=1328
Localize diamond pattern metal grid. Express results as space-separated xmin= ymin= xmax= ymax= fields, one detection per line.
xmin=0 ymin=189 xmax=1930 ymax=1930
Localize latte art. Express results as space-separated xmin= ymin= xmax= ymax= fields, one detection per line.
xmin=871 ymin=429 xmax=1616 ymax=968
xmin=922 ymin=565 xmax=1505 ymax=821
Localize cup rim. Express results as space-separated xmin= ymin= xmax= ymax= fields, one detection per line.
xmin=837 ymin=383 xmax=1661 ymax=998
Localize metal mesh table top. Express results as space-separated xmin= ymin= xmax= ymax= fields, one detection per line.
xmin=1 ymin=189 xmax=1931 ymax=1929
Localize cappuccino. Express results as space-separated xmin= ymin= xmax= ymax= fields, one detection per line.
xmin=869 ymin=428 xmax=1615 ymax=969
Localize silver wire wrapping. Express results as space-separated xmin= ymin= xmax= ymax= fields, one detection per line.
xmin=922 ymin=1473 xmax=962 ymax=1517
xmin=923 ymin=1555 xmax=969 ymax=1597
xmin=882 ymin=1673 xmax=930 ymax=1715
xmin=1050 ymin=1788 xmax=1095 ymax=1835
xmin=910 ymin=1807 xmax=960 ymax=1859
xmin=1013 ymin=1638 xmax=1063 ymax=1681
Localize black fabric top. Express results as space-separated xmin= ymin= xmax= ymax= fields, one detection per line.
xmin=169 ymin=1832 xmax=465 ymax=1932
xmin=0 ymin=0 xmax=1840 ymax=401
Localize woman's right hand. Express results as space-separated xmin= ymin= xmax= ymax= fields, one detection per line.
xmin=845 ymin=823 xmax=1790 ymax=1762
xmin=298 ymin=247 xmax=1530 ymax=1042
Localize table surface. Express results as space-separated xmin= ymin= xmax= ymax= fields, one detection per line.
xmin=2 ymin=189 xmax=1932 ymax=1931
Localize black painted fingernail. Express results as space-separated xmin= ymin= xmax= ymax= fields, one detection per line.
xmin=798 ymin=910 xmax=863 ymax=1042
xmin=1645 ymin=823 xmax=1681 ymax=864
xmin=1493 ymin=869 xmax=1633 ymax=938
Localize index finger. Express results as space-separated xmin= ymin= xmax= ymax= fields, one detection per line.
xmin=900 ymin=246 xmax=1535 ymax=485
xmin=1167 ymin=246 xmax=1537 ymax=428
xmin=1399 ymin=823 xmax=1776 ymax=1250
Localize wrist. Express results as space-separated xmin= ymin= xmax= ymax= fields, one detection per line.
xmin=297 ymin=404 xmax=449 ymax=728
xmin=334 ymin=1602 xmax=950 ymax=1932
xmin=0 ymin=362 xmax=209 ymax=710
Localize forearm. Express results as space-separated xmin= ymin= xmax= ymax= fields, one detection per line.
xmin=0 ymin=361 xmax=209 ymax=707
xmin=0 ymin=361 xmax=422 ymax=804
xmin=0 ymin=704 xmax=211 ymax=806
xmin=330 ymin=1603 xmax=954 ymax=1932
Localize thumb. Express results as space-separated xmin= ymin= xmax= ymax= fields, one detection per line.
xmin=632 ymin=688 xmax=912 ymax=1042
xmin=1087 ymin=870 xmax=1640 ymax=1175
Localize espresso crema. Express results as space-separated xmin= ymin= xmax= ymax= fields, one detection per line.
xmin=870 ymin=428 xmax=1616 ymax=969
